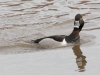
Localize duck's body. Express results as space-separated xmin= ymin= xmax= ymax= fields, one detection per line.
xmin=31 ymin=14 xmax=84 ymax=48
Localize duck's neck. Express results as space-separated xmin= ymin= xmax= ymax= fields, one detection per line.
xmin=65 ymin=28 xmax=80 ymax=43
xmin=71 ymin=28 xmax=80 ymax=34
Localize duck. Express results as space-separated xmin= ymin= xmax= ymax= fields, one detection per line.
xmin=31 ymin=14 xmax=84 ymax=48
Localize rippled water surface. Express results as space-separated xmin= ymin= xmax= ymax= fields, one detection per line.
xmin=0 ymin=0 xmax=100 ymax=75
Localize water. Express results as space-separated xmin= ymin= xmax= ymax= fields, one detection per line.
xmin=0 ymin=0 xmax=100 ymax=75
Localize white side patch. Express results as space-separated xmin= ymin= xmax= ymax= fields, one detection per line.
xmin=38 ymin=38 xmax=67 ymax=48
xmin=74 ymin=21 xmax=80 ymax=28
xmin=61 ymin=38 xmax=67 ymax=46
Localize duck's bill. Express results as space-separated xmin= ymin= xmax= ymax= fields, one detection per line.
xmin=74 ymin=21 xmax=80 ymax=28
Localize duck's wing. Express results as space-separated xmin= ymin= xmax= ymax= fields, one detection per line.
xmin=33 ymin=35 xmax=66 ymax=43
xmin=47 ymin=35 xmax=66 ymax=42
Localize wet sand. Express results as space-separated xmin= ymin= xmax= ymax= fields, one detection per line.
xmin=0 ymin=0 xmax=100 ymax=75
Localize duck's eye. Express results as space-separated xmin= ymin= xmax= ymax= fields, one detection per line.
xmin=80 ymin=18 xmax=83 ymax=21
xmin=74 ymin=21 xmax=80 ymax=28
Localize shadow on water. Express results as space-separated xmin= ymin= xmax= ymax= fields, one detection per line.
xmin=72 ymin=40 xmax=87 ymax=72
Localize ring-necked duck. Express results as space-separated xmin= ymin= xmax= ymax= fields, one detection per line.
xmin=31 ymin=14 xmax=84 ymax=48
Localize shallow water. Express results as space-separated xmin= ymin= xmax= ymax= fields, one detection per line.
xmin=0 ymin=0 xmax=100 ymax=75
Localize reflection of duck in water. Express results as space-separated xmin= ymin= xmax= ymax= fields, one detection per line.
xmin=31 ymin=14 xmax=84 ymax=48
xmin=72 ymin=40 xmax=87 ymax=72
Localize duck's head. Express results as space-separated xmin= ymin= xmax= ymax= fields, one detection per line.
xmin=74 ymin=14 xmax=84 ymax=31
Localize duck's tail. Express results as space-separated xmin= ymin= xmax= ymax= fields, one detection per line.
xmin=24 ymin=40 xmax=35 ymax=44
xmin=31 ymin=40 xmax=35 ymax=43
